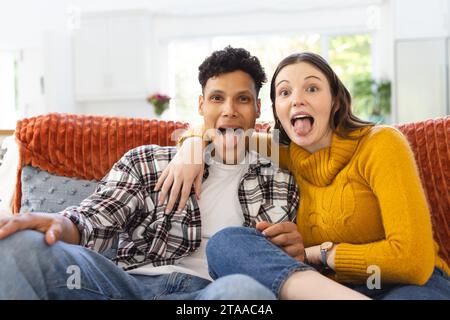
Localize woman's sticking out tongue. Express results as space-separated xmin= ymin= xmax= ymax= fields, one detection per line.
xmin=293 ymin=118 xmax=313 ymax=136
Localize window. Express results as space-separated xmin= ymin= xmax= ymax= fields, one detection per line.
xmin=168 ymin=33 xmax=373 ymax=122
xmin=168 ymin=39 xmax=210 ymax=123
xmin=0 ymin=51 xmax=18 ymax=129
xmin=328 ymin=34 xmax=374 ymax=118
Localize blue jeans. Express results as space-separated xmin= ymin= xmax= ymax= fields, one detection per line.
xmin=206 ymin=226 xmax=315 ymax=298
xmin=348 ymin=268 xmax=450 ymax=300
xmin=0 ymin=230 xmax=275 ymax=300
xmin=206 ymin=227 xmax=450 ymax=300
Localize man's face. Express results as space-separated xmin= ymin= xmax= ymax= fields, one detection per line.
xmin=199 ymin=70 xmax=261 ymax=163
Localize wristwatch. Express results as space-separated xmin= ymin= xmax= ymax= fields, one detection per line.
xmin=320 ymin=241 xmax=334 ymax=269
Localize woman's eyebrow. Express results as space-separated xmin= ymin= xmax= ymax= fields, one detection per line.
xmin=305 ymin=75 xmax=322 ymax=81
xmin=275 ymin=80 xmax=288 ymax=87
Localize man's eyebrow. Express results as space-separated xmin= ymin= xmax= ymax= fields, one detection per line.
xmin=207 ymin=89 xmax=254 ymax=96
xmin=236 ymin=90 xmax=253 ymax=95
xmin=207 ymin=90 xmax=225 ymax=95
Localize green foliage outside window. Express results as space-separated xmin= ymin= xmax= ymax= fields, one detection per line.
xmin=351 ymin=77 xmax=391 ymax=123
xmin=329 ymin=34 xmax=391 ymax=123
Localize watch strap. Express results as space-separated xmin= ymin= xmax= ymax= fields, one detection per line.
xmin=320 ymin=248 xmax=329 ymax=268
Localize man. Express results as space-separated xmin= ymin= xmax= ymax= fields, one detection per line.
xmin=0 ymin=46 xmax=299 ymax=300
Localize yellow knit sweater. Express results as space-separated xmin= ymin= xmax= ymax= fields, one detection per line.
xmin=277 ymin=126 xmax=449 ymax=285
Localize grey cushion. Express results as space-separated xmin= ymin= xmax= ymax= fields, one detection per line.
xmin=20 ymin=166 xmax=99 ymax=213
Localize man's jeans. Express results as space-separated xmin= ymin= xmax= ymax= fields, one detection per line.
xmin=206 ymin=227 xmax=450 ymax=300
xmin=0 ymin=230 xmax=275 ymax=300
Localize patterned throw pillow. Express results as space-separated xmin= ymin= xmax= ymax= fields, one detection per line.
xmin=20 ymin=166 xmax=99 ymax=214
xmin=20 ymin=165 xmax=119 ymax=258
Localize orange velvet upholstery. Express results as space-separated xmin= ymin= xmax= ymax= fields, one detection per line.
xmin=395 ymin=117 xmax=449 ymax=266
xmin=12 ymin=113 xmax=449 ymax=266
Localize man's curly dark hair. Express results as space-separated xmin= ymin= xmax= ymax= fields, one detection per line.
xmin=198 ymin=46 xmax=267 ymax=96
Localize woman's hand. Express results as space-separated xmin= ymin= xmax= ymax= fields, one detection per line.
xmin=154 ymin=137 xmax=205 ymax=213
xmin=304 ymin=245 xmax=337 ymax=270
xmin=256 ymin=221 xmax=306 ymax=262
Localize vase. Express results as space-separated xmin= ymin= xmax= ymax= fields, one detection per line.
xmin=154 ymin=103 xmax=169 ymax=116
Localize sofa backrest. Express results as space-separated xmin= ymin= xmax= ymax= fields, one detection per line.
xmin=14 ymin=113 xmax=189 ymax=181
xmin=13 ymin=113 xmax=449 ymax=265
xmin=395 ymin=117 xmax=449 ymax=265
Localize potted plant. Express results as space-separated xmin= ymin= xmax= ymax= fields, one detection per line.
xmin=147 ymin=93 xmax=171 ymax=116
xmin=351 ymin=77 xmax=391 ymax=123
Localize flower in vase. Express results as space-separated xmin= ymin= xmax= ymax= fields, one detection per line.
xmin=147 ymin=93 xmax=171 ymax=116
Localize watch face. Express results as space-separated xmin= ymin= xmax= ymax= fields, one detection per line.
xmin=321 ymin=241 xmax=333 ymax=251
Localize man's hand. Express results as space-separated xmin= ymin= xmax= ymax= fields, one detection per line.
xmin=0 ymin=213 xmax=80 ymax=245
xmin=256 ymin=221 xmax=305 ymax=262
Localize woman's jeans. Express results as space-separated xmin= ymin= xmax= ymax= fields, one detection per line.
xmin=206 ymin=226 xmax=450 ymax=300
xmin=0 ymin=230 xmax=275 ymax=300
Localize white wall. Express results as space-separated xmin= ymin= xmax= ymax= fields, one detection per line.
xmin=393 ymin=0 xmax=449 ymax=39
xmin=43 ymin=31 xmax=76 ymax=115
xmin=0 ymin=0 xmax=68 ymax=50
xmin=373 ymin=0 xmax=394 ymax=80
xmin=16 ymin=48 xmax=46 ymax=119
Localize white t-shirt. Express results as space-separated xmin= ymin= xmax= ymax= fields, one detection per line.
xmin=128 ymin=155 xmax=251 ymax=280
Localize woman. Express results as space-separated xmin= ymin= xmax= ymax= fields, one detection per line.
xmin=156 ymin=52 xmax=450 ymax=299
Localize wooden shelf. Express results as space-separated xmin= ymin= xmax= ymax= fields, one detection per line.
xmin=0 ymin=130 xmax=15 ymax=136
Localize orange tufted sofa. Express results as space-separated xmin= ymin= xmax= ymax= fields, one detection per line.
xmin=12 ymin=113 xmax=449 ymax=266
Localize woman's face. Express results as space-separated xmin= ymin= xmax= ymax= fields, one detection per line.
xmin=274 ymin=62 xmax=334 ymax=153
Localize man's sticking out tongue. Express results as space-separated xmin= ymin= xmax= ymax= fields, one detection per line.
xmin=293 ymin=118 xmax=313 ymax=136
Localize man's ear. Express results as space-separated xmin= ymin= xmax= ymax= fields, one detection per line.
xmin=198 ymin=95 xmax=204 ymax=116
xmin=255 ymin=98 xmax=261 ymax=118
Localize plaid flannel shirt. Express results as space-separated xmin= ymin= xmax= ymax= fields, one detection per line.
xmin=61 ymin=145 xmax=299 ymax=271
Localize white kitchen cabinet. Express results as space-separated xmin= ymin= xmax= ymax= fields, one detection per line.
xmin=73 ymin=11 xmax=151 ymax=101
xmin=394 ymin=0 xmax=449 ymax=40
xmin=395 ymin=38 xmax=449 ymax=123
